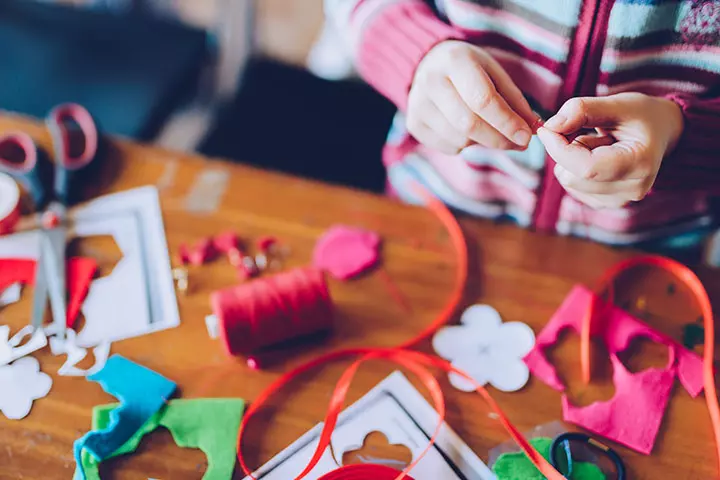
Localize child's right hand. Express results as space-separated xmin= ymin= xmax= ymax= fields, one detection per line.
xmin=407 ymin=40 xmax=539 ymax=155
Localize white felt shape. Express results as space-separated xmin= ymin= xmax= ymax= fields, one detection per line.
xmin=432 ymin=304 xmax=535 ymax=393
xmin=0 ymin=283 xmax=22 ymax=307
xmin=0 ymin=356 xmax=52 ymax=420
xmin=49 ymin=330 xmax=111 ymax=377
xmin=0 ymin=326 xmax=48 ymax=367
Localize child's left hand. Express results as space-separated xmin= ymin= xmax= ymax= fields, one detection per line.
xmin=537 ymin=92 xmax=684 ymax=209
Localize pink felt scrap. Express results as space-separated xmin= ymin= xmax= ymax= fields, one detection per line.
xmin=312 ymin=225 xmax=381 ymax=280
xmin=524 ymin=285 xmax=704 ymax=455
xmin=0 ymin=257 xmax=98 ymax=328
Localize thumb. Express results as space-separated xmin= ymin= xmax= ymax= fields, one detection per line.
xmin=543 ymin=97 xmax=625 ymax=134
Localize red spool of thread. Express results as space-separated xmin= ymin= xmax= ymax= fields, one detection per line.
xmin=210 ymin=267 xmax=333 ymax=360
xmin=319 ymin=465 xmax=413 ymax=480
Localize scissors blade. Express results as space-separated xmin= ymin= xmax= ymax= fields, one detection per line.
xmin=42 ymin=226 xmax=67 ymax=340
xmin=30 ymin=239 xmax=49 ymax=331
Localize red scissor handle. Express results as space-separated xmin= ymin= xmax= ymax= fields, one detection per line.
xmin=47 ymin=103 xmax=98 ymax=170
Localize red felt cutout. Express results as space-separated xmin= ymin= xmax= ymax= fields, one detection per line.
xmin=0 ymin=257 xmax=98 ymax=328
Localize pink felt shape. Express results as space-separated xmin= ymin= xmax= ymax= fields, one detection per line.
xmin=562 ymin=357 xmax=675 ymax=455
xmin=524 ymin=285 xmax=704 ymax=455
xmin=312 ymin=225 xmax=381 ymax=280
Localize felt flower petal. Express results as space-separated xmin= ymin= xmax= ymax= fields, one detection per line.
xmin=460 ymin=304 xmax=502 ymax=335
xmin=431 ymin=325 xmax=481 ymax=360
xmin=486 ymin=355 xmax=530 ymax=392
xmin=490 ymin=322 xmax=536 ymax=358
xmin=448 ymin=356 xmax=491 ymax=392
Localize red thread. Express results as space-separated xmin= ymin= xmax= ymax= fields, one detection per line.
xmin=377 ymin=268 xmax=412 ymax=314
xmin=210 ymin=267 xmax=333 ymax=358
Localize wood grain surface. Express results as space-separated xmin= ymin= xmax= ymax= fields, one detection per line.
xmin=0 ymin=113 xmax=718 ymax=479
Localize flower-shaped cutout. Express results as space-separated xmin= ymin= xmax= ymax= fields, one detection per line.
xmin=0 ymin=356 xmax=52 ymax=419
xmin=432 ymin=304 xmax=535 ymax=392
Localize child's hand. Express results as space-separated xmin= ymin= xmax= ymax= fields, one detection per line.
xmin=407 ymin=40 xmax=539 ymax=154
xmin=537 ymin=92 xmax=684 ymax=209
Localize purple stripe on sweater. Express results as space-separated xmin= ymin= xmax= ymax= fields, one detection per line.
xmin=600 ymin=64 xmax=720 ymax=86
xmin=461 ymin=30 xmax=567 ymax=74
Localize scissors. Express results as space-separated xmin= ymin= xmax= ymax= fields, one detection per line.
xmin=0 ymin=104 xmax=99 ymax=339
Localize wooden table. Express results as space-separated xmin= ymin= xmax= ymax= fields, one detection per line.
xmin=0 ymin=113 xmax=718 ymax=479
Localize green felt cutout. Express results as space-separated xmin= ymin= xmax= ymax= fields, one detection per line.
xmin=75 ymin=398 xmax=245 ymax=480
xmin=492 ymin=437 xmax=606 ymax=480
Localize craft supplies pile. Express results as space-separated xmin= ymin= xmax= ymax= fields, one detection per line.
xmin=0 ymin=110 xmax=172 ymax=404
xmin=1 ymin=107 xmax=720 ymax=480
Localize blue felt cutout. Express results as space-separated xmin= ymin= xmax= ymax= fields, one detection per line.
xmin=73 ymin=355 xmax=176 ymax=480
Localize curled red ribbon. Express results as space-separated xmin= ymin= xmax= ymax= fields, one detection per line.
xmin=237 ymin=189 xmax=565 ymax=480
xmin=236 ymin=187 xmax=720 ymax=480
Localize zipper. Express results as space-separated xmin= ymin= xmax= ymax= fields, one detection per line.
xmin=533 ymin=0 xmax=615 ymax=232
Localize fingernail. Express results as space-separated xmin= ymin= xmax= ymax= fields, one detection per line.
xmin=513 ymin=130 xmax=531 ymax=147
xmin=544 ymin=114 xmax=566 ymax=130
xmin=531 ymin=117 xmax=544 ymax=133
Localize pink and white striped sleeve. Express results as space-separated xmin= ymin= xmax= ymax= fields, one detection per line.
xmin=655 ymin=93 xmax=720 ymax=194
xmin=325 ymin=0 xmax=467 ymax=110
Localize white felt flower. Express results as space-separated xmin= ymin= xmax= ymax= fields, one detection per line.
xmin=432 ymin=304 xmax=535 ymax=392
xmin=0 ymin=357 xmax=52 ymax=420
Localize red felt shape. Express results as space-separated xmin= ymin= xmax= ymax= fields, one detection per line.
xmin=0 ymin=257 xmax=98 ymax=329
xmin=524 ymin=285 xmax=704 ymax=455
xmin=189 ymin=238 xmax=218 ymax=266
xmin=213 ymin=231 xmax=242 ymax=254
xmin=312 ymin=226 xmax=381 ymax=280
xmin=177 ymin=244 xmax=191 ymax=265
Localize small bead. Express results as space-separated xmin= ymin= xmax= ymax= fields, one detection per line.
xmin=247 ymin=357 xmax=261 ymax=370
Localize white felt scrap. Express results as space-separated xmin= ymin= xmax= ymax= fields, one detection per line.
xmin=0 ymin=356 xmax=52 ymax=420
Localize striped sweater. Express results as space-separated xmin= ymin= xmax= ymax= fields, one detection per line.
xmin=326 ymin=0 xmax=720 ymax=248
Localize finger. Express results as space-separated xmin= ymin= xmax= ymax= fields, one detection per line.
xmin=564 ymin=186 xmax=627 ymax=210
xmin=554 ymin=164 xmax=644 ymax=198
xmin=481 ymin=56 xmax=542 ymax=131
xmin=572 ymin=134 xmax=615 ymax=150
xmin=544 ymin=97 xmax=624 ymax=134
xmin=448 ymin=60 xmax=532 ymax=148
xmin=537 ymin=127 xmax=637 ymax=182
xmin=407 ymin=118 xmax=464 ymax=155
xmin=430 ymin=79 xmax=519 ymax=150
xmin=422 ymin=99 xmax=472 ymax=149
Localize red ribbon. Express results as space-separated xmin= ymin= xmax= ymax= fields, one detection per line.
xmin=236 ymin=189 xmax=565 ymax=480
